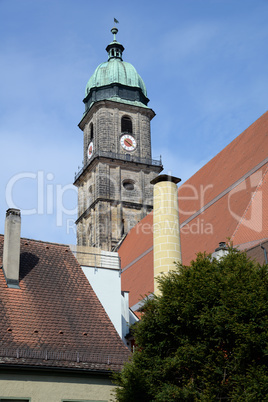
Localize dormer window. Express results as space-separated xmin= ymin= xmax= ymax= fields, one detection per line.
xmin=121 ymin=116 xmax=132 ymax=133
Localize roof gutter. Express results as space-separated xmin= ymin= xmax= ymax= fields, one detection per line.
xmin=0 ymin=363 xmax=119 ymax=376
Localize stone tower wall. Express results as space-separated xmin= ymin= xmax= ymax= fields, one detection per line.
xmin=82 ymin=102 xmax=153 ymax=163
xmin=76 ymin=100 xmax=162 ymax=250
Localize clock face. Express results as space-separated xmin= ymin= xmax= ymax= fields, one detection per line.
xmin=120 ymin=134 xmax=137 ymax=151
xmin=87 ymin=141 xmax=94 ymax=159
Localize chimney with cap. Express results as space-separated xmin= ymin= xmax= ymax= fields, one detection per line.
xmin=211 ymin=241 xmax=229 ymax=260
xmin=3 ymin=209 xmax=21 ymax=289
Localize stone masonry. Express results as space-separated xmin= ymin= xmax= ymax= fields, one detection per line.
xmin=74 ymin=100 xmax=162 ymax=251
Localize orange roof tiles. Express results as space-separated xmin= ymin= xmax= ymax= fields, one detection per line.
xmin=120 ymin=111 xmax=268 ymax=309
xmin=0 ymin=236 xmax=129 ymax=372
xmin=180 ymin=168 xmax=267 ymax=265
xmin=122 ymin=248 xmax=154 ymax=309
xmin=120 ymin=214 xmax=154 ymax=308
xmin=120 ymin=213 xmax=153 ymax=269
xmin=231 ymin=168 xmax=268 ymax=246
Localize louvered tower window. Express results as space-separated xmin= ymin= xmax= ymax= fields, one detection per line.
xmin=121 ymin=116 xmax=132 ymax=133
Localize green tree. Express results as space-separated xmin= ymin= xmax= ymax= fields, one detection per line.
xmin=113 ymin=250 xmax=268 ymax=401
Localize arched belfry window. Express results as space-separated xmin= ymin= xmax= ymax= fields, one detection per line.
xmin=121 ymin=116 xmax=132 ymax=134
xmin=90 ymin=123 xmax=94 ymax=141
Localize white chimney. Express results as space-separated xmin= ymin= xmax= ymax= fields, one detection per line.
xmin=211 ymin=242 xmax=229 ymax=260
xmin=3 ymin=208 xmax=21 ymax=289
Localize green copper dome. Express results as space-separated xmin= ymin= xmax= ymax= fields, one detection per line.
xmin=85 ymin=59 xmax=147 ymax=98
xmin=83 ymin=27 xmax=149 ymax=112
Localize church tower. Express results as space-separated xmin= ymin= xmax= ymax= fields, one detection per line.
xmin=74 ymin=26 xmax=163 ymax=251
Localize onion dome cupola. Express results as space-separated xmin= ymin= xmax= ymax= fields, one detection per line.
xmin=83 ymin=26 xmax=149 ymax=115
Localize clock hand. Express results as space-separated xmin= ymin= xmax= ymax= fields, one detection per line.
xmin=125 ymin=139 xmax=133 ymax=146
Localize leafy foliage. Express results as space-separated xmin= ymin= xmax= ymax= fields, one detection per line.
xmin=113 ymin=250 xmax=268 ymax=401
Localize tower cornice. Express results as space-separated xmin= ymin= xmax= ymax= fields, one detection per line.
xmin=73 ymin=151 xmax=163 ymax=185
xmin=78 ymin=99 xmax=155 ymax=131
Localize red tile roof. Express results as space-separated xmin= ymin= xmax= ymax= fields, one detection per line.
xmin=240 ymin=239 xmax=268 ymax=265
xmin=180 ymin=168 xmax=266 ymax=264
xmin=231 ymin=168 xmax=268 ymax=246
xmin=0 ymin=236 xmax=130 ymax=372
xmin=121 ymin=214 xmax=154 ymax=308
xmin=120 ymin=111 xmax=268 ymax=309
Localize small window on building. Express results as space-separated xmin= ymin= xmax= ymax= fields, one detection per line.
xmin=0 ymin=399 xmax=30 ymax=402
xmin=121 ymin=218 xmax=125 ymax=236
xmin=90 ymin=123 xmax=94 ymax=141
xmin=121 ymin=116 xmax=132 ymax=133
xmin=62 ymin=400 xmax=108 ymax=402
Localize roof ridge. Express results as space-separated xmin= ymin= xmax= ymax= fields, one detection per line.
xmin=235 ymin=238 xmax=268 ymax=252
xmin=122 ymin=246 xmax=153 ymax=273
xmin=0 ymin=234 xmax=71 ymax=248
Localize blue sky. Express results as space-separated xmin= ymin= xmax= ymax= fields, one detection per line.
xmin=1 ymin=0 xmax=268 ymax=245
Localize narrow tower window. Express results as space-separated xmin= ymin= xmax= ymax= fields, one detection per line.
xmin=90 ymin=123 xmax=94 ymax=141
xmin=121 ymin=116 xmax=132 ymax=133
xmin=121 ymin=219 xmax=125 ymax=236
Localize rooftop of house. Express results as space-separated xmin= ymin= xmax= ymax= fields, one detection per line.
xmin=120 ymin=110 xmax=268 ymax=310
xmin=0 ymin=235 xmax=130 ymax=372
xmin=238 ymin=239 xmax=268 ymax=264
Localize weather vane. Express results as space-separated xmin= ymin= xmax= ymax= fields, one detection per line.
xmin=114 ymin=18 xmax=119 ymax=24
